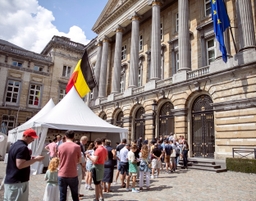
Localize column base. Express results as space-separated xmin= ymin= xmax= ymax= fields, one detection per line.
xmin=172 ymin=70 xmax=187 ymax=83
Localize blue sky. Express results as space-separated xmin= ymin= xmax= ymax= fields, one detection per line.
xmin=38 ymin=0 xmax=108 ymax=39
xmin=0 ymin=0 xmax=108 ymax=53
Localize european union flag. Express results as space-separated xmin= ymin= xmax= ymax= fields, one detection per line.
xmin=211 ymin=0 xmax=230 ymax=62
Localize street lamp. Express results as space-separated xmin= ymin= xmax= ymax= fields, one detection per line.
xmin=151 ymin=100 xmax=157 ymax=140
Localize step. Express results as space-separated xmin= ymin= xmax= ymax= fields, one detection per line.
xmin=191 ymin=163 xmax=221 ymax=169
xmin=188 ymin=166 xmax=227 ymax=173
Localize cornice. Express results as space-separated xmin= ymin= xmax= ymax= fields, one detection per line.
xmin=41 ymin=36 xmax=85 ymax=55
xmin=93 ymin=0 xmax=139 ymax=34
xmin=0 ymin=44 xmax=52 ymax=65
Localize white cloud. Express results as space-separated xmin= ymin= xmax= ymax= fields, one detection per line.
xmin=0 ymin=0 xmax=89 ymax=53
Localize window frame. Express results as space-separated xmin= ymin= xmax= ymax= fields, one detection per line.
xmin=204 ymin=0 xmax=212 ymax=17
xmin=206 ymin=38 xmax=216 ymax=65
xmin=175 ymin=52 xmax=179 ymax=71
xmin=175 ymin=12 xmax=179 ymax=33
xmin=5 ymin=80 xmax=21 ymax=105
xmin=12 ymin=61 xmax=23 ymax=67
xmin=28 ymin=84 xmax=42 ymax=107
xmin=62 ymin=65 xmax=71 ymax=78
xmin=121 ymin=45 xmax=127 ymax=61
xmin=34 ymin=65 xmax=44 ymax=72
xmin=59 ymin=87 xmax=66 ymax=102
xmin=1 ymin=115 xmax=15 ymax=134
xmin=139 ymin=35 xmax=143 ymax=51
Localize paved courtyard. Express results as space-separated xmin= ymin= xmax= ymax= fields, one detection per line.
xmin=0 ymin=161 xmax=256 ymax=201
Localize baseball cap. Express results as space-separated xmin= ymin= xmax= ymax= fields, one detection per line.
xmin=23 ymin=129 xmax=38 ymax=139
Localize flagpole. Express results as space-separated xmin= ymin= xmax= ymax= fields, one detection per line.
xmin=229 ymin=26 xmax=238 ymax=54
xmin=222 ymin=0 xmax=238 ymax=54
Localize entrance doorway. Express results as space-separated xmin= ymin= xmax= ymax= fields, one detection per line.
xmin=192 ymin=95 xmax=215 ymax=158
xmin=134 ymin=107 xmax=145 ymax=141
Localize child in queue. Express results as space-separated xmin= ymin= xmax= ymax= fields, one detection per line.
xmin=43 ymin=157 xmax=59 ymax=201
xmin=128 ymin=144 xmax=140 ymax=193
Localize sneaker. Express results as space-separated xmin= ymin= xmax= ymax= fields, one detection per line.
xmin=126 ymin=188 xmax=130 ymax=191
xmin=88 ymin=186 xmax=94 ymax=190
xmin=155 ymin=175 xmax=158 ymax=178
xmin=132 ymin=188 xmax=140 ymax=193
xmin=151 ymin=175 xmax=154 ymax=179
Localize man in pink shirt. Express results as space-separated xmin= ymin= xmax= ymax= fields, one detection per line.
xmin=86 ymin=138 xmax=108 ymax=201
xmin=44 ymin=138 xmax=57 ymax=160
xmin=58 ymin=130 xmax=81 ymax=201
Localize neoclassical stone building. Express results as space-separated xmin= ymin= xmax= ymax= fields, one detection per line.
xmin=85 ymin=0 xmax=256 ymax=159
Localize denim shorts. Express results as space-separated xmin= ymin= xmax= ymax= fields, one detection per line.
xmin=118 ymin=162 xmax=129 ymax=175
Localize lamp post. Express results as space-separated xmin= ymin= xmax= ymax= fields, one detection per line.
xmin=151 ymin=100 xmax=157 ymax=140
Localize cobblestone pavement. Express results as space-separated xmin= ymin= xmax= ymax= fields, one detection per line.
xmin=0 ymin=161 xmax=256 ymax=201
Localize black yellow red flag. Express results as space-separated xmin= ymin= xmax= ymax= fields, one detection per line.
xmin=66 ymin=50 xmax=96 ymax=97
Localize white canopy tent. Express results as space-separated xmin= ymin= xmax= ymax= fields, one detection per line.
xmin=0 ymin=132 xmax=7 ymax=161
xmin=34 ymin=87 xmax=127 ymax=135
xmin=7 ymin=87 xmax=128 ymax=174
xmin=7 ymin=98 xmax=56 ymax=144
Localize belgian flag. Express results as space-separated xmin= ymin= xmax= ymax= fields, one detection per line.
xmin=66 ymin=50 xmax=96 ymax=97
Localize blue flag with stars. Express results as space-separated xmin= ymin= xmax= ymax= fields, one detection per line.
xmin=211 ymin=0 xmax=230 ymax=62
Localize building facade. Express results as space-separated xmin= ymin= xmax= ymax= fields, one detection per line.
xmin=0 ymin=36 xmax=85 ymax=139
xmin=86 ymin=0 xmax=256 ymax=159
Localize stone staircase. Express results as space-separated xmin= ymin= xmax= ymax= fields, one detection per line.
xmin=180 ymin=158 xmax=227 ymax=173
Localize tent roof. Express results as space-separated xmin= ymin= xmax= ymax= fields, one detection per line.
xmin=8 ymin=99 xmax=55 ymax=134
xmin=35 ymin=87 xmax=127 ymax=133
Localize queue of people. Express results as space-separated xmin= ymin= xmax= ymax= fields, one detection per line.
xmin=4 ymin=128 xmax=189 ymax=201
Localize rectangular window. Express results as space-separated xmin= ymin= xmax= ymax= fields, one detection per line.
xmin=205 ymin=0 xmax=211 ymax=16
xmin=175 ymin=13 xmax=179 ymax=32
xmin=160 ymin=23 xmax=163 ymax=40
xmin=62 ymin=65 xmax=71 ymax=77
xmin=139 ymin=35 xmax=143 ymax=51
xmin=59 ymin=88 xmax=66 ymax=102
xmin=12 ymin=61 xmax=22 ymax=67
xmin=34 ymin=65 xmax=43 ymax=72
xmin=121 ymin=45 xmax=126 ymax=60
xmin=1 ymin=115 xmax=15 ymax=134
xmin=175 ymin=52 xmax=179 ymax=70
xmin=206 ymin=38 xmax=216 ymax=65
xmin=5 ymin=80 xmax=21 ymax=104
xmin=28 ymin=84 xmax=41 ymax=106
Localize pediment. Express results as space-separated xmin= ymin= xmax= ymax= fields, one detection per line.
xmin=92 ymin=0 xmax=131 ymax=33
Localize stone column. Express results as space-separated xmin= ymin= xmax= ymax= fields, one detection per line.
xmin=178 ymin=0 xmax=191 ymax=71
xmin=129 ymin=12 xmax=141 ymax=88
xmin=236 ymin=0 xmax=256 ymax=51
xmin=112 ymin=25 xmax=124 ymax=94
xmin=93 ymin=41 xmax=102 ymax=99
xmin=149 ymin=0 xmax=162 ymax=80
xmin=98 ymin=37 xmax=110 ymax=98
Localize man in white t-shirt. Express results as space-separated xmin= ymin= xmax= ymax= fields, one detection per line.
xmin=119 ymin=144 xmax=130 ymax=190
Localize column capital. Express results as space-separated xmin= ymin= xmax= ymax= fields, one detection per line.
xmin=113 ymin=25 xmax=125 ymax=33
xmin=129 ymin=12 xmax=142 ymax=21
xmin=101 ymin=35 xmax=111 ymax=43
xmin=148 ymin=0 xmax=163 ymax=6
xmin=95 ymin=41 xmax=102 ymax=46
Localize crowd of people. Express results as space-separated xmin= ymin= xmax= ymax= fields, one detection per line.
xmin=3 ymin=129 xmax=189 ymax=201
